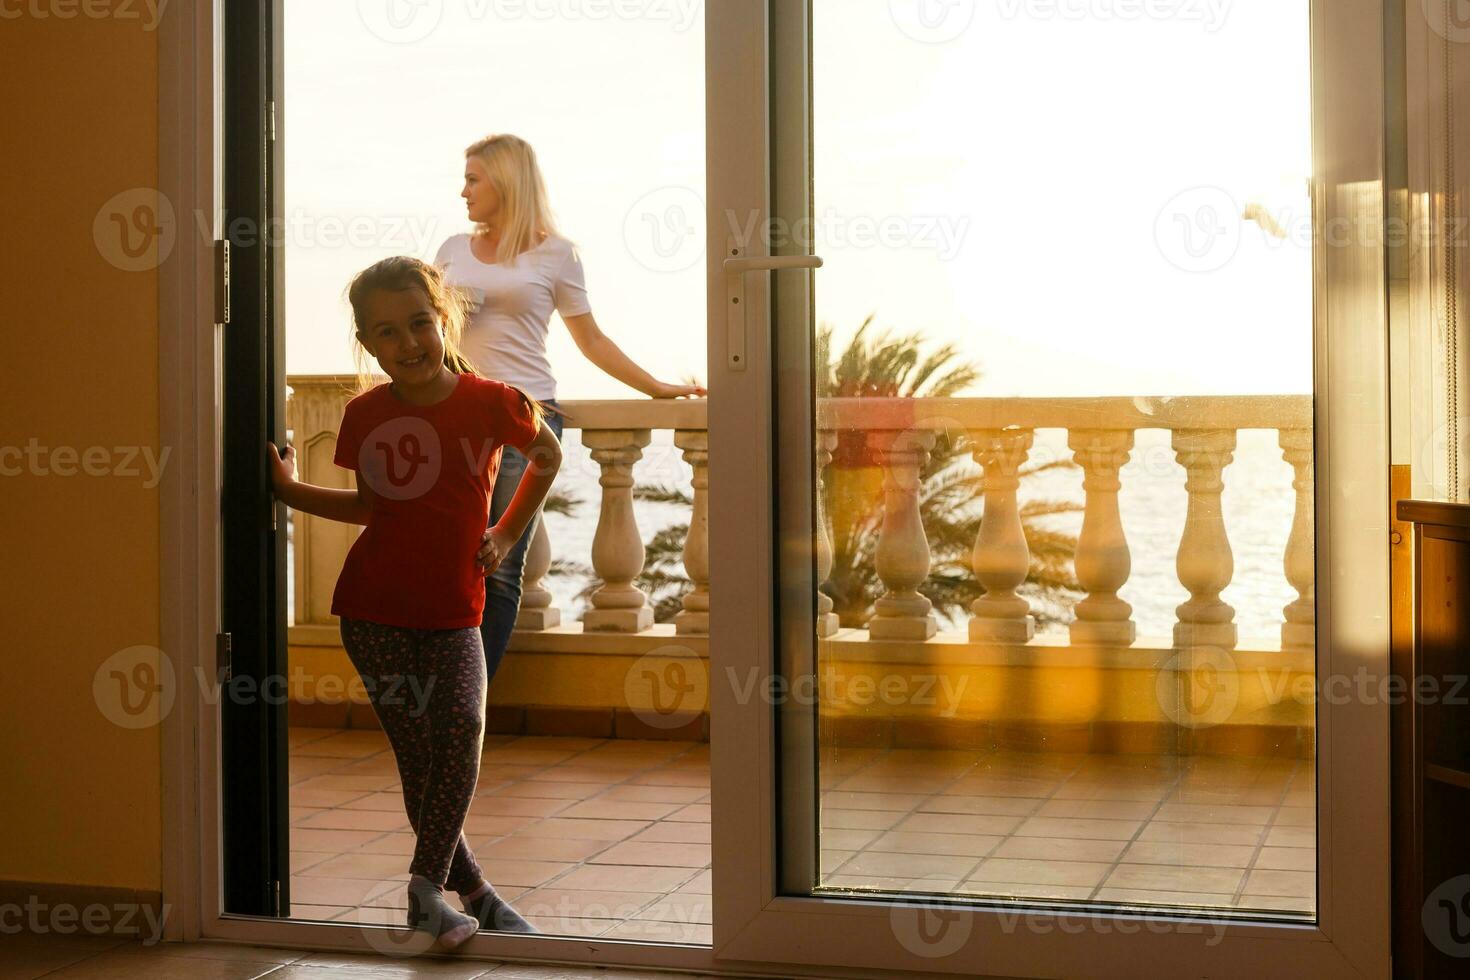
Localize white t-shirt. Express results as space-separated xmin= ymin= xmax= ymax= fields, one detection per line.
xmin=432 ymin=232 xmax=591 ymax=401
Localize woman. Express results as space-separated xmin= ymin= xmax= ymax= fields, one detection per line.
xmin=433 ymin=133 xmax=705 ymax=683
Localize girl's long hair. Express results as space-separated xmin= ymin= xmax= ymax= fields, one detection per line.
xmin=465 ymin=133 xmax=564 ymax=265
xmin=347 ymin=255 xmax=475 ymax=392
xmin=345 ymin=255 xmax=547 ymax=435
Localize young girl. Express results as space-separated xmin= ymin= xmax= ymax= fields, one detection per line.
xmin=268 ymin=255 xmax=561 ymax=948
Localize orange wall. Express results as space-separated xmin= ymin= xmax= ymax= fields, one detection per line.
xmin=0 ymin=13 xmax=161 ymax=890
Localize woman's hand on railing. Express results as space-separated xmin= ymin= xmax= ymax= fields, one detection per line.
xmin=649 ymin=380 xmax=707 ymax=399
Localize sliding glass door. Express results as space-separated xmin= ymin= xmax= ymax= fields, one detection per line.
xmin=708 ymin=0 xmax=1390 ymax=975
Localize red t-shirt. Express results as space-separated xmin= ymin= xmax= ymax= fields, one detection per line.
xmin=330 ymin=373 xmax=540 ymax=629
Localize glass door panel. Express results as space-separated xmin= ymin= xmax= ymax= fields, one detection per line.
xmin=781 ymin=0 xmax=1317 ymax=920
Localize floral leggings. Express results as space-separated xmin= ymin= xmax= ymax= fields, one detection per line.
xmin=339 ymin=617 xmax=487 ymax=892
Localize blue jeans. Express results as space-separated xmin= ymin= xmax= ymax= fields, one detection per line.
xmin=480 ymin=399 xmax=563 ymax=685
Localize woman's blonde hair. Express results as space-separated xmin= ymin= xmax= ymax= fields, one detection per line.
xmin=344 ymin=255 xmax=547 ymax=434
xmin=465 ymin=133 xmax=563 ymax=265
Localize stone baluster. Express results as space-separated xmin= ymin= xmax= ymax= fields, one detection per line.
xmin=582 ymin=429 xmax=654 ymax=633
xmin=866 ymin=429 xmax=938 ymax=640
xmin=514 ymin=518 xmax=560 ymax=630
xmin=968 ymin=427 xmax=1036 ymax=643
xmin=1068 ymin=429 xmax=1136 ymax=646
xmin=285 ymin=381 xmax=360 ymax=626
xmin=674 ymin=429 xmax=710 ymax=635
xmin=1172 ymin=429 xmax=1238 ymax=650
xmin=1279 ymin=428 xmax=1315 ymax=651
xmin=815 ymin=430 xmax=839 ymax=638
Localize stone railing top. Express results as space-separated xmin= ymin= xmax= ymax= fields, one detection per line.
xmin=287 ymin=376 xmax=1310 ymax=433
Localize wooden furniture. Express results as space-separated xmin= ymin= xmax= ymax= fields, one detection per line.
xmin=1394 ymin=500 xmax=1470 ymax=978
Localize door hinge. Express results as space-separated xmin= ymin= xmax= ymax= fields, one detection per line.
xmin=213 ymin=240 xmax=231 ymax=325
xmin=215 ymin=631 xmax=233 ymax=684
xmin=272 ymin=879 xmax=283 ymax=917
xmin=268 ymin=101 xmax=276 ymax=143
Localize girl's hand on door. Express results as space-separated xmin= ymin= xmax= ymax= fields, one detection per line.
xmin=267 ymin=442 xmax=296 ymax=493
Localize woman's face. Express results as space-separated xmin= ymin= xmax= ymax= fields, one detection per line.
xmin=356 ymin=285 xmax=447 ymax=388
xmin=462 ymin=157 xmax=501 ymax=226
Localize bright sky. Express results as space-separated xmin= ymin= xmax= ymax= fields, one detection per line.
xmin=285 ymin=0 xmax=1311 ymax=400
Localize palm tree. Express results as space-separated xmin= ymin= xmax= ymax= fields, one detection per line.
xmin=816 ymin=317 xmax=1081 ymax=629
xmin=570 ymin=318 xmax=1084 ymax=629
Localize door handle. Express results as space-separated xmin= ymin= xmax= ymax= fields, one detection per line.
xmin=724 ymin=249 xmax=824 ymax=371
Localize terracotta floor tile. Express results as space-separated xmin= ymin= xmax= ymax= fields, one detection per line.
xmin=1253 ymin=846 xmax=1315 ymax=872
xmin=868 ymin=831 xmax=1002 ymax=858
xmin=628 ymin=821 xmax=711 ymax=845
xmin=296 ymin=808 xmax=409 ymax=832
xmin=920 ymin=795 xmax=1044 ymax=816
xmin=893 ymin=812 xmax=1021 ymax=836
xmin=290 ymin=828 xmax=384 ymax=852
xmin=1013 ymin=817 xmax=1140 ymax=841
xmin=514 ymin=817 xmax=650 ymax=841
xmin=1121 ymin=841 xmax=1257 ymax=868
xmin=969 ymin=859 xmax=1112 ymax=888
xmin=473 ymin=836 xmax=612 ymax=863
xmin=589 ymin=841 xmax=710 ymax=868
xmin=1103 ymin=863 xmax=1244 ymax=894
xmin=553 ymin=864 xmax=699 ymax=893
xmin=1243 ymin=869 xmax=1316 ymax=898
xmin=1136 ymin=821 xmax=1264 ymax=847
xmin=991 ymin=837 xmax=1126 ymax=863
xmin=516 ymin=887 xmax=661 ymax=920
xmin=557 ymin=799 xmax=682 ymax=821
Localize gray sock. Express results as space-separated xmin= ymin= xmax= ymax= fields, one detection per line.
xmin=407 ymin=874 xmax=479 ymax=946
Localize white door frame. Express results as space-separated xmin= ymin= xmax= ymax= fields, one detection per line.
xmin=158 ymin=0 xmax=1391 ymax=975
xmin=705 ymin=0 xmax=1392 ymax=977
